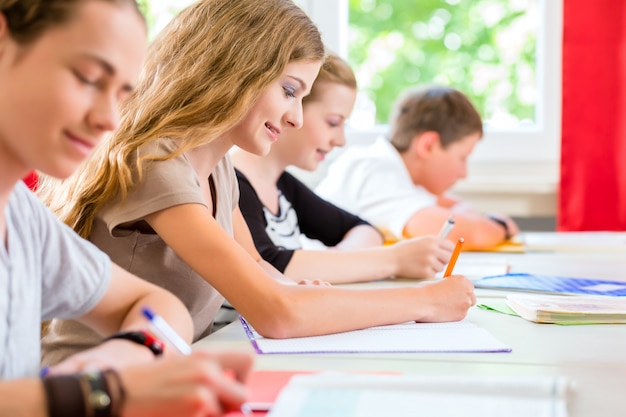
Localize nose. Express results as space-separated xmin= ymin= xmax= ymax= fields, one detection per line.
xmin=331 ymin=130 xmax=347 ymax=148
xmin=87 ymin=94 xmax=120 ymax=133
xmin=283 ymin=101 xmax=304 ymax=129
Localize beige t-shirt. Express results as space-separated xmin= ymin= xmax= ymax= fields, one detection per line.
xmin=42 ymin=139 xmax=239 ymax=365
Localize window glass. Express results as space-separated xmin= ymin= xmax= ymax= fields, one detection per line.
xmin=139 ymin=0 xmax=196 ymax=39
xmin=348 ymin=0 xmax=539 ymax=128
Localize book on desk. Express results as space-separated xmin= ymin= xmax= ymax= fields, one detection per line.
xmin=470 ymin=231 xmax=626 ymax=253
xmin=505 ymin=293 xmax=626 ymax=324
xmin=473 ymin=273 xmax=626 ymax=296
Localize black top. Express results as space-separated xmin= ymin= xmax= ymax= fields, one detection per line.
xmin=236 ymin=169 xmax=372 ymax=272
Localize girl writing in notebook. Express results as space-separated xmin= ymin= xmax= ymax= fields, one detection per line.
xmin=39 ymin=0 xmax=476 ymax=365
xmin=0 ymin=0 xmax=250 ymax=415
xmin=233 ymin=53 xmax=455 ymax=283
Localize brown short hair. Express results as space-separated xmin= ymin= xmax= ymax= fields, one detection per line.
xmin=1 ymin=0 xmax=143 ymax=45
xmin=389 ymin=85 xmax=483 ymax=152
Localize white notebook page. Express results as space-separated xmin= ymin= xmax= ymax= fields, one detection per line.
xmin=242 ymin=319 xmax=511 ymax=354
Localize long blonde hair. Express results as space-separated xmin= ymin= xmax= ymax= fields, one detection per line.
xmin=39 ymin=0 xmax=324 ymax=238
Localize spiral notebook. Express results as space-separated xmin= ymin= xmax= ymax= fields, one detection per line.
xmin=473 ymin=273 xmax=626 ymax=296
xmin=239 ymin=317 xmax=511 ymax=354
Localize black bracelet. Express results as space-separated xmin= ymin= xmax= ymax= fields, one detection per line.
xmin=103 ymin=330 xmax=164 ymax=356
xmin=43 ymin=375 xmax=85 ymax=417
xmin=486 ymin=215 xmax=512 ymax=240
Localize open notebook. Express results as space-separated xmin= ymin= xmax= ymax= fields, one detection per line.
xmin=268 ymin=373 xmax=568 ymax=417
xmin=240 ymin=317 xmax=511 ymax=354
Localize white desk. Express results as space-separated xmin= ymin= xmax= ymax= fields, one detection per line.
xmin=197 ymin=248 xmax=626 ymax=417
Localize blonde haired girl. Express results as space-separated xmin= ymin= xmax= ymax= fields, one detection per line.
xmin=40 ymin=0 xmax=475 ymax=364
xmin=234 ymin=53 xmax=456 ymax=283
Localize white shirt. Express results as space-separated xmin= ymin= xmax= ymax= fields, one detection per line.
xmin=316 ymin=137 xmax=436 ymax=240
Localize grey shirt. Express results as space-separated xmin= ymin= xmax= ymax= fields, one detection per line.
xmin=0 ymin=182 xmax=110 ymax=378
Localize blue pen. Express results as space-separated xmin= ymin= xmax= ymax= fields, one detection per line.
xmin=142 ymin=307 xmax=192 ymax=355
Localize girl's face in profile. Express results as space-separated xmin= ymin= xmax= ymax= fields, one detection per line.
xmin=0 ymin=1 xmax=146 ymax=180
xmin=275 ymin=81 xmax=356 ymax=171
xmin=228 ymin=60 xmax=322 ymax=156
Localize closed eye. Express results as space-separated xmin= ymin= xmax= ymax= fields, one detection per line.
xmin=283 ymin=86 xmax=296 ymax=98
xmin=73 ymin=69 xmax=97 ymax=86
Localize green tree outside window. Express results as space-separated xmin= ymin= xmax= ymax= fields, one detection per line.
xmin=348 ymin=0 xmax=538 ymax=127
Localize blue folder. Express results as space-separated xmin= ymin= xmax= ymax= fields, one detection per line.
xmin=473 ymin=273 xmax=626 ymax=296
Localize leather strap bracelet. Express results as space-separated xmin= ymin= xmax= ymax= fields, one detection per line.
xmin=486 ymin=215 xmax=512 ymax=240
xmin=103 ymin=330 xmax=164 ymax=356
xmin=43 ymin=370 xmax=125 ymax=417
xmin=43 ymin=374 xmax=84 ymax=417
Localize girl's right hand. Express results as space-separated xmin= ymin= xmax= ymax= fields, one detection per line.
xmin=417 ymin=275 xmax=476 ymax=322
xmin=390 ymin=235 xmax=455 ymax=278
xmin=120 ymin=350 xmax=253 ymax=417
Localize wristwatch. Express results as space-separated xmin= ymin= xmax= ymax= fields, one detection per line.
xmin=103 ymin=330 xmax=164 ymax=356
xmin=486 ymin=215 xmax=512 ymax=240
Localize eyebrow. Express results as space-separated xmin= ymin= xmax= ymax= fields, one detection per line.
xmin=79 ymin=53 xmax=135 ymax=93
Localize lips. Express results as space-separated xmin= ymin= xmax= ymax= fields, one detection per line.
xmin=66 ymin=131 xmax=96 ymax=157
xmin=316 ymin=149 xmax=328 ymax=161
xmin=265 ymin=122 xmax=280 ymax=137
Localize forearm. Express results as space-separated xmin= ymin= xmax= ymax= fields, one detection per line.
xmin=0 ymin=379 xmax=47 ymax=417
xmin=404 ymin=208 xmax=507 ymax=250
xmin=256 ymin=281 xmax=469 ymax=339
xmin=446 ymin=213 xmax=508 ymax=249
xmin=258 ymin=259 xmax=298 ymax=284
xmin=333 ymin=224 xmax=384 ymax=251
xmin=284 ymin=246 xmax=397 ymax=283
xmin=79 ymin=265 xmax=194 ymax=344
xmin=117 ymin=289 xmax=194 ymax=344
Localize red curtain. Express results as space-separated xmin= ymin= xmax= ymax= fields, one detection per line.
xmin=559 ymin=0 xmax=626 ymax=231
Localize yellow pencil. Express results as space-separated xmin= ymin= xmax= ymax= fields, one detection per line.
xmin=444 ymin=237 xmax=464 ymax=278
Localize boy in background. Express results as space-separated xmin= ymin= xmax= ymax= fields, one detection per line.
xmin=316 ymin=85 xmax=519 ymax=250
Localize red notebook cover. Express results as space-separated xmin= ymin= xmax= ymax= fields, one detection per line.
xmin=225 ymin=370 xmax=310 ymax=416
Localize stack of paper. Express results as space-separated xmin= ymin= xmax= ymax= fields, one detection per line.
xmin=267 ymin=373 xmax=569 ymax=417
xmin=506 ymin=294 xmax=626 ymax=324
xmin=523 ymin=231 xmax=626 ymax=252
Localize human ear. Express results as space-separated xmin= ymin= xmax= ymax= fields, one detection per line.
xmin=410 ymin=131 xmax=441 ymax=159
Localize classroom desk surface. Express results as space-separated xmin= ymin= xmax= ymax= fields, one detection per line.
xmin=196 ymin=249 xmax=626 ymax=417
